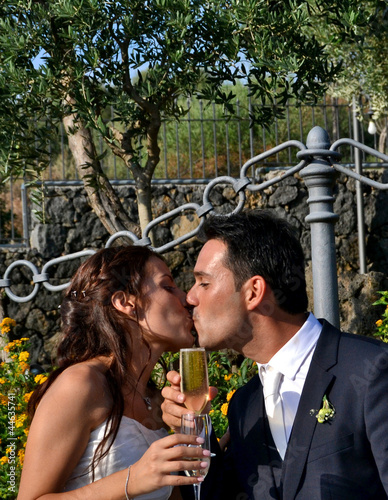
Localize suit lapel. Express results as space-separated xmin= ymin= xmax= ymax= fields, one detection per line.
xmin=234 ymin=375 xmax=283 ymax=498
xmin=281 ymin=321 xmax=341 ymax=500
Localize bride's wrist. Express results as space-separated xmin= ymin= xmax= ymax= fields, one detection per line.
xmin=124 ymin=465 xmax=133 ymax=500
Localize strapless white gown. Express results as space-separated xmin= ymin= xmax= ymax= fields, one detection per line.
xmin=64 ymin=416 xmax=173 ymax=500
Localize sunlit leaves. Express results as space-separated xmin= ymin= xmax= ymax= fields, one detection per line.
xmin=0 ymin=0 xmax=380 ymax=197
xmin=323 ymin=0 xmax=388 ymax=120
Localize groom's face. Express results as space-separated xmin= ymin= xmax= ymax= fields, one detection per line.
xmin=186 ymin=239 xmax=248 ymax=352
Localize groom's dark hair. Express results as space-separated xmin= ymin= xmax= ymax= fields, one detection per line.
xmin=199 ymin=209 xmax=308 ymax=315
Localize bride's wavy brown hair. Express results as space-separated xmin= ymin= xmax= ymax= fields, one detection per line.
xmin=28 ymin=245 xmax=164 ymax=477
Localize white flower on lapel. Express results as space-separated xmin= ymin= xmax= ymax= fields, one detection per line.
xmin=311 ymin=395 xmax=335 ymax=423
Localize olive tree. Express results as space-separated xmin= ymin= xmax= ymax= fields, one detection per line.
xmin=0 ymin=0 xmax=372 ymax=236
xmin=321 ymin=0 xmax=388 ymax=152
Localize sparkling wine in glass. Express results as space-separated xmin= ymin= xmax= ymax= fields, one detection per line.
xmin=180 ymin=348 xmax=209 ymax=414
xmin=181 ymin=413 xmax=211 ymax=500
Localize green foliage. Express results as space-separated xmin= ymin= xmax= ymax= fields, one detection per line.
xmin=157 ymin=350 xmax=257 ymax=438
xmin=322 ymin=0 xmax=388 ymax=130
xmin=0 ymin=318 xmax=48 ymax=500
xmin=152 ymin=351 xmax=180 ymax=387
xmin=207 ymin=352 xmax=258 ymax=438
xmin=0 ymin=0 xmax=373 ymax=231
xmin=373 ymin=291 xmax=388 ymax=342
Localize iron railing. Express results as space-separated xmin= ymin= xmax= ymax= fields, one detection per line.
xmin=0 ymin=96 xmax=387 ymax=247
xmin=2 ymin=126 xmax=388 ymax=329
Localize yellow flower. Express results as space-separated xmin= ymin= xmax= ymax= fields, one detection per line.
xmin=24 ymin=428 xmax=29 ymax=437
xmin=221 ymin=403 xmax=229 ymax=416
xmin=0 ymin=378 xmax=5 ymax=384
xmin=224 ymin=374 xmax=232 ymax=381
xmin=3 ymin=342 xmax=15 ymax=353
xmin=376 ymin=319 xmax=383 ymax=327
xmin=20 ymin=337 xmax=30 ymax=342
xmin=24 ymin=391 xmax=33 ymax=403
xmin=0 ymin=317 xmax=16 ymax=328
xmin=0 ymin=456 xmax=8 ymax=465
xmin=0 ymin=395 xmax=8 ymax=405
xmin=19 ymin=351 xmax=30 ymax=362
xmin=18 ymin=361 xmax=29 ymax=373
xmin=0 ymin=317 xmax=16 ymax=335
xmin=15 ymin=414 xmax=28 ymax=428
xmin=34 ymin=374 xmax=48 ymax=385
xmin=18 ymin=449 xmax=25 ymax=467
xmin=226 ymin=389 xmax=236 ymax=401
xmin=209 ymin=409 xmax=214 ymax=415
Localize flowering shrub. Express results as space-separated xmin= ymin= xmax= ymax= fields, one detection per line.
xmin=159 ymin=350 xmax=257 ymax=439
xmin=207 ymin=351 xmax=257 ymax=438
xmin=0 ymin=334 xmax=255 ymax=498
xmin=0 ymin=318 xmax=47 ymax=500
xmin=374 ymin=291 xmax=388 ymax=342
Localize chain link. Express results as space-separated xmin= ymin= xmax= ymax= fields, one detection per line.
xmin=2 ymin=135 xmax=388 ymax=303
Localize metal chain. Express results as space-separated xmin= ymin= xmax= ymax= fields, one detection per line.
xmin=2 ymin=133 xmax=388 ymax=303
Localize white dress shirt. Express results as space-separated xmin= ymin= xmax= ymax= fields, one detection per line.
xmin=257 ymin=313 xmax=322 ymax=443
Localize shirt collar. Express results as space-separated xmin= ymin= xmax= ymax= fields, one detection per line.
xmin=258 ymin=312 xmax=322 ymax=382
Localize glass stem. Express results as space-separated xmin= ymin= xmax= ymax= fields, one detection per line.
xmin=193 ymin=483 xmax=201 ymax=500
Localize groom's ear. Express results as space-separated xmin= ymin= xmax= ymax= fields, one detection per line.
xmin=243 ymin=275 xmax=266 ymax=311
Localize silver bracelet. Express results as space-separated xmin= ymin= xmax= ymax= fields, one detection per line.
xmin=125 ymin=465 xmax=132 ymax=500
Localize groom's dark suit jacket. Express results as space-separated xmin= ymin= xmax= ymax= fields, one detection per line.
xmin=218 ymin=320 xmax=388 ymax=499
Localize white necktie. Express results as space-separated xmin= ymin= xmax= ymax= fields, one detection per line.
xmin=262 ymin=366 xmax=287 ymax=459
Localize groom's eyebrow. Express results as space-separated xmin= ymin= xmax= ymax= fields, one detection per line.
xmin=193 ymin=271 xmax=211 ymax=278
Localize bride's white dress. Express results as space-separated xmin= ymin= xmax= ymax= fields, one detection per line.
xmin=64 ymin=415 xmax=173 ymax=499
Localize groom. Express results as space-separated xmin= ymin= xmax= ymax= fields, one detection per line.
xmin=162 ymin=209 xmax=388 ymax=499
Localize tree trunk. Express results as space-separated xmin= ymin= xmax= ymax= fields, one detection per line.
xmin=126 ymin=110 xmax=161 ymax=243
xmin=379 ymin=123 xmax=388 ymax=155
xmin=63 ymin=109 xmax=140 ymax=239
xmin=136 ymin=180 xmax=154 ymax=240
xmin=331 ymin=96 xmax=339 ymax=142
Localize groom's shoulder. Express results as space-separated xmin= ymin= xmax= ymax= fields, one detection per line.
xmin=320 ymin=319 xmax=388 ymax=354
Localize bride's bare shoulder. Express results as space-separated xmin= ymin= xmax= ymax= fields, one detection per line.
xmin=37 ymin=358 xmax=113 ymax=426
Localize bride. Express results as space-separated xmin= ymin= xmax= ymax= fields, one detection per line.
xmin=17 ymin=246 xmax=209 ymax=500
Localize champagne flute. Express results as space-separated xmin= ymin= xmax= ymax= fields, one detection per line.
xmin=180 ymin=347 xmax=209 ymax=414
xmin=181 ymin=413 xmax=211 ymax=500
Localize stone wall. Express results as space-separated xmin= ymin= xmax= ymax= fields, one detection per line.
xmin=1 ymin=169 xmax=388 ymax=367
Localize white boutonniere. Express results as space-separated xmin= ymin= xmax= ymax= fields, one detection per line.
xmin=310 ymin=395 xmax=335 ymax=423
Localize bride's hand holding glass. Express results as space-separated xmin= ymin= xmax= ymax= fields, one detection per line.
xmin=126 ymin=433 xmax=209 ymax=498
